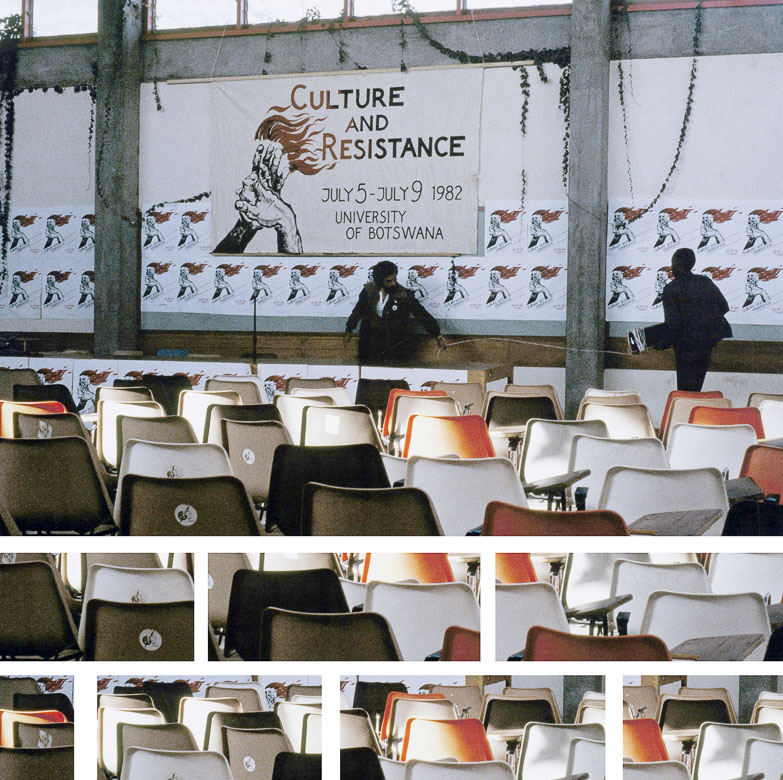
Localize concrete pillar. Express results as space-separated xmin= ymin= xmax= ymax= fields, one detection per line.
xmin=739 ymin=676 xmax=776 ymax=722
xmin=94 ymin=0 xmax=142 ymax=356
xmin=564 ymin=0 xmax=611 ymax=416
xmin=563 ymin=675 xmax=603 ymax=722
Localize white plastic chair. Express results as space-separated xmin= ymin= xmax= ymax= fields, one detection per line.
xmin=275 ymin=702 xmax=321 ymax=754
xmin=567 ymin=737 xmax=605 ymax=779
xmin=708 ymin=553 xmax=783 ymax=603
xmin=208 ymin=552 xmax=252 ymax=634
xmin=623 ymin=762 xmax=691 ymax=780
xmin=381 ymin=453 xmax=408 ymax=485
xmin=753 ymin=705 xmax=783 ymax=729
xmin=274 ymin=394 xmax=334 ymax=445
xmin=301 ymin=405 xmax=383 ymax=449
xmin=431 ymin=381 xmax=486 ymax=416
xmin=610 ymin=559 xmax=710 ymax=636
xmin=580 ymin=401 xmax=657 ymax=439
xmin=666 ymin=423 xmax=757 ymax=478
xmin=661 ymin=396 xmax=732 ymax=447
xmin=563 ymin=552 xmax=651 ymax=614
xmin=178 ymin=697 xmax=242 ymax=750
xmin=206 ymin=375 xmax=266 ymax=404
xmin=339 ymin=709 xmax=382 ymax=752
xmin=119 ymin=747 xmax=233 ymax=780
xmin=640 ymin=591 xmax=771 ymax=661
xmin=404 ymin=760 xmax=515 ymax=779
xmin=97 ymin=399 xmax=164 ymax=470
xmin=388 ymin=698 xmax=458 ymax=757
xmin=569 ymin=435 xmax=669 ymax=510
xmin=742 ymin=737 xmax=783 ymax=778
xmin=290 ymin=385 xmax=353 ymax=406
xmin=598 ymin=466 xmax=729 ymax=534
xmin=380 ymin=757 xmax=407 ymax=780
xmin=302 ymin=711 xmax=322 ymax=753
xmin=388 ymin=394 xmax=459 ymax=453
xmin=495 ymin=582 xmax=569 ymax=661
xmin=406 ymin=456 xmax=527 ymax=536
xmin=518 ymin=723 xmax=605 ymax=780
xmin=364 ymin=580 xmax=480 ymax=661
xmin=692 ymin=722 xmax=781 ymax=780
xmin=98 ymin=706 xmax=165 ymax=777
xmin=178 ymin=389 xmax=241 ymax=442
xmin=758 ymin=399 xmax=783 ymax=438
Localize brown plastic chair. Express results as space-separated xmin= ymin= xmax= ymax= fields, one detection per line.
xmin=623 ymin=718 xmax=669 ymax=762
xmin=13 ymin=383 xmax=78 ymax=415
xmin=82 ymin=599 xmax=194 ymax=660
xmin=287 ymin=685 xmax=322 ymax=701
xmin=205 ymin=403 xmax=282 ymax=447
xmin=689 ymin=405 xmax=765 ymax=439
xmin=430 ymin=685 xmax=483 ymax=721
xmin=0 ymin=368 xmax=41 ymax=400
xmin=497 ymin=688 xmax=563 ymax=722
xmin=523 ymin=626 xmax=672 ymax=661
xmin=116 ymin=723 xmax=196 ymax=777
xmin=12 ymin=411 xmax=90 ymax=441
xmin=403 ymin=414 xmax=495 ymax=458
xmin=208 ymin=553 xmax=252 ymax=636
xmin=623 ymin=685 xmax=658 ymax=720
xmin=496 ymin=553 xmax=537 ymax=584
xmin=504 ymin=383 xmax=564 ymax=419
xmin=118 ymin=474 xmax=259 ymax=535
xmin=339 ymin=710 xmax=381 ymax=752
xmin=206 ymin=376 xmax=265 ymax=404
xmin=301 ymin=482 xmax=442 ymax=535
xmin=362 ymin=553 xmax=454 ymax=584
xmin=483 ymin=501 xmax=629 ymax=536
xmin=740 ymin=444 xmax=783 ymax=498
xmin=223 ymin=726 xmax=292 ymax=779
xmin=97 ymin=693 xmax=155 ymax=710
xmin=205 ymin=684 xmax=263 ymax=711
xmin=260 ymin=608 xmax=402 ymax=660
xmin=286 ymin=377 xmax=337 ymax=393
xmin=481 ymin=693 xmax=560 ymax=760
xmin=675 ymin=686 xmax=737 ymax=722
xmin=0 ymin=401 xmax=68 ymax=438
xmin=117 ymin=415 xmax=197 ymax=470
xmin=0 ymin=745 xmax=73 ymax=778
xmin=440 ymin=625 xmax=480 ymax=660
xmin=660 ymin=389 xmax=724 ymax=436
xmin=0 ymin=679 xmax=39 ymax=710
xmin=13 ymin=721 xmax=74 ymax=748
xmin=431 ymin=381 xmax=485 ymax=415
xmin=400 ymin=718 xmax=493 ymax=762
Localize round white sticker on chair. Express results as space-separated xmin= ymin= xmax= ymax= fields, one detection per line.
xmin=131 ymin=589 xmax=146 ymax=603
xmin=37 ymin=730 xmax=52 ymax=748
xmin=243 ymin=448 xmax=255 ymax=465
xmin=1 ymin=553 xmax=16 ymax=563
xmin=139 ymin=629 xmax=162 ymax=652
xmin=243 ymin=756 xmax=256 ymax=772
xmin=175 ymin=504 xmax=197 ymax=526
xmin=167 ymin=465 xmax=183 ymax=478
xmin=207 ymin=574 xmax=214 ymax=590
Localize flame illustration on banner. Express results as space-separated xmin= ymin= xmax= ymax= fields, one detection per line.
xmin=81 ymin=369 xmax=114 ymax=386
xmin=257 ymin=107 xmax=336 ymax=176
xmin=612 ymin=265 xmax=645 ymax=280
xmin=13 ymin=270 xmax=37 ymax=283
xmin=47 ymin=270 xmax=73 ymax=283
xmin=181 ymin=262 xmax=208 ymax=275
xmin=455 ymin=264 xmax=481 ymax=279
xmin=749 ymin=266 xmax=782 ymax=282
xmin=616 ymin=207 xmax=647 ymax=223
xmin=123 ymin=371 xmax=147 ymax=381
xmin=148 ymin=262 xmax=173 ymax=275
xmin=292 ymin=264 xmax=320 ymax=278
xmin=701 ymin=266 xmax=736 ymax=281
xmin=257 ymin=264 xmax=283 ymax=277
xmin=37 ymin=368 xmax=67 ymax=383
xmin=532 ymin=265 xmax=563 ymax=280
xmin=147 ymin=210 xmax=175 ymax=224
xmin=660 ymin=207 xmax=694 ymax=222
xmin=185 ymin=373 xmax=205 ymax=386
xmin=491 ymin=265 xmax=522 ymax=279
xmin=533 ymin=209 xmax=565 ymax=223
xmin=36 ymin=678 xmax=67 ymax=693
xmin=13 ymin=214 xmax=38 ymax=227
xmin=492 ymin=209 xmax=523 ymax=223
xmin=703 ymin=208 xmax=738 ymax=223
xmin=216 ymin=263 xmax=244 ymax=277
xmin=182 ymin=210 xmax=208 ymax=223
xmin=750 ymin=209 xmax=783 ymax=223
xmin=330 ymin=264 xmax=360 ymax=278
xmin=409 ymin=264 xmax=439 ymax=278
xmin=47 ymin=214 xmax=72 ymax=227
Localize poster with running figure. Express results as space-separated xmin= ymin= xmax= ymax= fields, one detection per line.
xmin=141 ymin=204 xmax=212 ymax=256
xmin=211 ymin=69 xmax=482 ymax=256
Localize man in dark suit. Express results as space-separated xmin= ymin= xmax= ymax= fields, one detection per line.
xmin=661 ymin=247 xmax=732 ymax=390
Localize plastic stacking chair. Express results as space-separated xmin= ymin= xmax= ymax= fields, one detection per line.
xmin=505 ymin=383 xmax=564 ymax=419
xmin=260 ymin=608 xmax=401 ymax=660
xmin=387 ymin=699 xmax=458 ymax=757
xmin=569 ymin=434 xmax=669 ymax=511
xmin=403 ymin=414 xmax=495 ymax=458
xmin=11 ymin=409 xmax=89 ymax=441
xmin=660 ymin=393 xmax=728 ymax=446
xmin=116 ymin=414 xmax=197 ymax=463
xmin=742 ymin=737 xmax=783 ymax=778
xmin=302 ymin=482 xmax=442 ymax=535
xmin=666 ymin=423 xmax=756 ymax=478
xmin=364 ymin=580 xmax=480 ymax=661
xmin=119 ymin=746 xmax=233 ymax=780
xmin=223 ymin=727 xmax=292 ymax=779
xmin=354 ymin=379 xmax=408 ymax=423
xmin=0 ymin=745 xmax=73 ymax=778
xmin=657 ymin=693 xmax=734 ymax=764
xmin=406 ymin=760 xmax=514 ymax=779
xmin=610 ymin=559 xmax=710 ymax=635
xmin=379 ymin=693 xmax=447 ymax=746
xmin=757 ymin=398 xmax=783 ymax=438
xmin=0 ymin=679 xmax=39 ymax=710
xmin=484 ymin=501 xmax=629 ymax=536
xmin=204 ymin=711 xmax=282 ymax=753
xmin=287 ymin=684 xmax=322 ymax=702
xmin=740 ymin=444 xmax=783 ymax=500
xmin=340 ymin=709 xmax=382 ymax=752
xmin=583 ymin=388 xmax=641 ymax=402
xmin=13 ymin=720 xmax=73 ymax=748
xmin=206 ymin=375 xmax=267 ymax=404
xmin=0 ymin=368 xmax=40 ymax=400
xmin=524 ymin=627 xmax=672 ymax=661
xmin=568 ymin=738 xmax=605 ymax=779
xmin=0 ymin=436 xmax=115 ymax=534
xmin=205 ymin=684 xmax=262 ymax=711
xmin=290 ymin=385 xmax=352 ymax=406
xmin=115 ymin=723 xmax=196 ymax=775
xmin=689 ymin=405 xmax=765 ymax=439
xmin=353 ymin=682 xmax=407 ymax=734
xmin=692 ymin=722 xmax=782 ymax=780
xmin=400 ymin=718 xmax=492 ymax=762
xmin=341 ymin=747 xmax=386 ymax=780
xmin=205 ymin=402 xmax=282 ymax=447
xmin=0 ymin=561 xmax=80 ymax=660
xmin=274 ymin=394 xmax=334 ymax=445
xmin=576 ymin=694 xmax=605 ymax=725
xmin=385 ymin=392 xmax=457 ymax=454
xmin=406 ymin=456 xmax=527 ymax=536
xmin=623 ymin=719 xmax=668 ymax=762
xmin=482 ymin=693 xmax=560 ymax=760
xmin=208 ymin=553 xmax=252 ymax=638
xmin=483 ymin=392 xmax=560 ymax=457
xmin=267 ymin=443 xmax=390 ymax=535
xmin=382 ymin=389 xmax=447 ymax=436
xmin=98 ymin=693 xmax=154 ymax=710
xmin=96 ymin=386 xmax=154 ymax=404
xmin=0 ymin=710 xmax=68 ymax=747
xmin=517 ymin=722 xmax=605 ymax=780
xmin=63 ymin=552 xmax=162 ymax=596
xmin=178 ymin=697 xmax=242 ymax=751
xmin=286 ymin=376 xmax=337 ymax=393
xmin=271 ymin=752 xmax=321 ymax=780
xmin=97 ymin=399 xmax=164 ymax=470
xmin=178 ymin=389 xmax=241 ymax=442
xmin=133 ymin=374 xmax=191 ymax=416
xmin=624 ymin=686 xmax=659 ymax=721
xmin=598 ymin=465 xmax=729 ymax=534
xmin=274 ymin=702 xmax=321 ymax=753
xmin=677 ymin=687 xmax=737 ymax=721
xmin=708 ymin=552 xmax=783 ymax=602
xmin=495 ymin=553 xmax=537 ymax=584
xmin=13 ymin=383 xmax=78 ymax=414
xmin=431 ymin=381 xmax=485 ymax=415
xmin=623 ymin=761 xmax=692 ymax=779
xmin=659 ymin=389 xmax=723 ymax=437
xmin=580 ymin=401 xmax=657 ymax=439
xmin=99 ymin=706 xmax=166 ymax=777
xmin=429 ymin=686 xmax=483 ymax=721
xmin=640 ymin=591 xmax=770 ymax=660
xmin=362 ymin=553 xmax=454 ymax=583
xmin=12 ymin=692 xmax=73 ymax=722
xmin=0 ymin=400 xmax=67 ymax=437
xmin=300 ymin=404 xmax=384 ymax=449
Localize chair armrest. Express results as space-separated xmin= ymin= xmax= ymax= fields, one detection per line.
xmin=565 ymin=593 xmax=632 ymax=621
xmin=523 ymin=469 xmax=591 ymax=495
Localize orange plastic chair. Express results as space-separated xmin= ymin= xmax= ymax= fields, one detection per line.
xmin=400 ymin=718 xmax=493 ymax=762
xmin=362 ymin=553 xmax=455 ymax=584
xmin=0 ymin=401 xmax=67 ymax=438
xmin=740 ymin=444 xmax=783 ymax=499
xmin=440 ymin=626 xmax=480 ymax=661
xmin=483 ymin=501 xmax=629 ymax=536
xmin=688 ymin=405 xmax=764 ymax=439
xmin=382 ymin=390 xmax=447 ymax=438
xmin=380 ymin=693 xmax=446 ymax=742
xmin=496 ymin=553 xmax=537 ymax=584
xmin=403 ymin=415 xmax=495 ymax=459
xmin=523 ymin=626 xmax=672 ymax=661
xmin=623 ymin=718 xmax=669 ymax=762
xmin=659 ymin=390 xmax=723 ymax=436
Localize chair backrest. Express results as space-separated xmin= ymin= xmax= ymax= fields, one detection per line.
xmin=757 ymin=398 xmax=783 ymax=440
xmin=0 ymin=679 xmax=40 ymax=711
xmin=272 ymin=701 xmax=321 ymax=752
xmin=267 ymin=443 xmax=390 ymax=535
xmin=117 ymin=415 xmax=197 ymax=468
xmin=98 ymin=693 xmax=154 ymax=710
xmin=708 ymin=552 xmax=783 ymax=603
xmin=13 ymin=383 xmax=78 ymax=414
xmin=505 ymin=384 xmax=564 ymax=419
xmin=178 ymin=389 xmax=241 ymax=441
xmin=119 ymin=746 xmax=233 ymax=780
xmin=521 ymin=419 xmax=608 ymax=484
xmin=274 ymin=394 xmax=334 ymax=445
xmin=429 ymin=686 xmax=483 ymax=721
xmin=569 ymin=434 xmax=669 ymax=510
xmin=208 ymin=553 xmax=251 ymax=632
xmin=676 ymin=687 xmax=737 ymax=722
xmin=137 ymin=374 xmax=193 ymax=416
xmin=401 ymin=718 xmax=493 ymax=762
xmin=742 ymin=738 xmax=783 ymax=779
xmin=748 ymin=391 xmax=783 ymax=407
xmin=0 ymin=368 xmax=40 ymax=400
xmin=623 ymin=761 xmax=691 ymax=779
xmin=0 ymin=745 xmax=73 ymax=777
xmin=223 ymin=726 xmax=292 ymax=779
xmin=0 ymin=400 xmax=67 ymax=438
xmin=260 ymin=608 xmax=401 ymax=660
xmin=567 ymin=738 xmax=605 ymax=779
xmin=205 ymin=711 xmax=283 ymax=753
xmin=301 ymin=404 xmax=383 ymax=449
xmin=12 ymin=410 xmax=89 ymax=442
xmin=484 ymin=391 xmax=559 ymax=427
xmin=495 ymin=582 xmax=569 ymax=661
xmin=363 ymin=580 xmax=480 ymax=660
xmin=362 ymin=553 xmax=454 ymax=583
xmin=205 ymin=403 xmax=282 ymax=447
xmin=518 ymin=722 xmax=605 ymax=780
xmin=563 ymin=552 xmax=650 ymax=611
xmin=0 ymin=710 xmax=67 ymax=748
xmin=96 ymin=386 xmax=153 ymax=404
xmin=382 ymin=389 xmax=447 ymax=437
xmin=379 ymin=693 xmax=447 ymax=742
xmin=611 ymin=559 xmax=710 ymax=635
xmin=97 ymin=399 xmax=164 ymax=469
xmin=354 ymin=379 xmax=409 ymax=421
xmin=341 ymin=747 xmax=387 ymax=780
xmin=339 ymin=709 xmax=382 ymax=752
xmin=389 ymin=395 xmax=459 ymax=453
xmin=389 ymin=699 xmax=458 ymax=752
xmin=206 ymin=375 xmax=266 ymax=404
xmin=98 ymin=706 xmax=166 ymax=775
xmin=405 ymin=760 xmax=514 ymax=779
xmin=271 ymin=751 xmax=321 ymax=780
xmin=661 ymin=393 xmax=728 ymax=445
xmin=598 ymin=465 xmax=729 ymax=532
xmin=403 ymin=414 xmax=494 ymax=458
xmin=666 ymin=422 xmax=756 ymax=478
xmin=623 ymin=686 xmax=658 ymax=721
xmin=290 ymin=385 xmax=353 ymax=405
xmin=431 ymin=381 xmax=485 ymax=415
xmin=116 ymin=724 xmax=196 ymax=776
xmin=484 ymin=501 xmax=629 ymax=535
xmin=580 ymin=401 xmax=657 ymax=439
xmin=302 ymin=482 xmax=442 ymax=536
xmin=483 ymin=695 xmax=560 ymax=749
xmin=286 ymin=376 xmax=338 ymax=393
xmin=640 ymin=591 xmax=771 ymax=660
xmin=693 ymin=722 xmax=782 ymax=780
xmin=623 ymin=718 xmax=668 ymax=762
xmin=525 ymin=627 xmax=672 ymax=661
xmin=740 ymin=444 xmax=783 ymax=498
xmin=406 ymin=456 xmax=527 ymax=536
xmin=205 ymin=684 xmax=262 ymax=711
xmin=119 ymin=474 xmax=258 ymax=535
xmin=13 ymin=720 xmax=74 ymax=748
xmin=498 ymin=689 xmax=562 ymax=723
xmin=178 ymin=697 xmax=242 ymax=751
xmin=495 ymin=552 xmax=537 ymax=583
xmin=689 ymin=405 xmax=765 ymax=438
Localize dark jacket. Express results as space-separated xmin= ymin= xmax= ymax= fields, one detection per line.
xmin=661 ymin=271 xmax=732 ymax=354
xmin=346 ymin=281 xmax=440 ymax=364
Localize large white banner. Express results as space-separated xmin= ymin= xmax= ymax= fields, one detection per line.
xmin=606 ymin=199 xmax=783 ymax=324
xmin=211 ymin=69 xmax=482 ymax=256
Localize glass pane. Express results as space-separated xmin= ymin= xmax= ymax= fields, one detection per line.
xmin=155 ymin=0 xmax=237 ymax=30
xmin=31 ymin=0 xmax=97 ymax=36
xmin=248 ymin=1 xmax=346 ymax=24
xmin=354 ymin=0 xmax=456 ymax=14
xmin=468 ymin=0 xmax=569 ymax=7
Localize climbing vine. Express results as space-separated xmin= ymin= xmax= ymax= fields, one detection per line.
xmin=0 ymin=13 xmax=20 ymax=262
